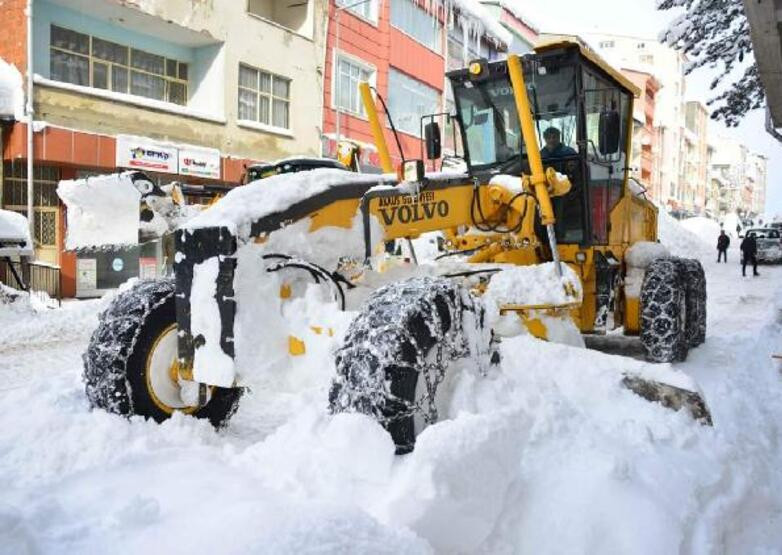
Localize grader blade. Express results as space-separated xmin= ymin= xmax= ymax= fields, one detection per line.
xmin=622 ymin=374 xmax=712 ymax=425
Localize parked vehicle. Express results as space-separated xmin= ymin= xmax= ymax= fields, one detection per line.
xmin=745 ymin=227 xmax=782 ymax=263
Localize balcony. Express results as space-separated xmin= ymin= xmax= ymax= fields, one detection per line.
xmin=247 ymin=0 xmax=314 ymax=39
xmin=34 ymin=0 xmax=224 ymax=121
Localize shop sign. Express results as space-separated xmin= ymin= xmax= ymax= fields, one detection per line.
xmin=117 ymin=135 xmax=177 ymax=173
xmin=178 ymin=146 xmax=221 ymax=179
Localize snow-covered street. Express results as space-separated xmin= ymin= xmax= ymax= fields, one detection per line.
xmin=2 ymin=241 xmax=782 ymax=554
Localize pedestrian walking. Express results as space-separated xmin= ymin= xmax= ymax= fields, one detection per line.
xmin=717 ymin=230 xmax=730 ymax=263
xmin=740 ymin=232 xmax=760 ymax=277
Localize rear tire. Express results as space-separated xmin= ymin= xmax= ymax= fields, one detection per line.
xmin=678 ymin=258 xmax=707 ymax=347
xmin=329 ymin=277 xmax=495 ymax=454
xmin=83 ymin=279 xmax=242 ymax=427
xmin=640 ymin=258 xmax=689 ymax=363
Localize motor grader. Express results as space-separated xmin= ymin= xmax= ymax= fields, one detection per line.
xmin=83 ymin=39 xmax=709 ymax=453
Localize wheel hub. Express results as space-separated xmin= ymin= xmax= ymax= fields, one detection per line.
xmin=146 ymin=324 xmax=198 ymax=413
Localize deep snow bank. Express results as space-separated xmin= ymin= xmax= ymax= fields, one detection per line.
xmin=680 ymin=216 xmax=722 ymax=247
xmin=657 ymin=209 xmax=710 ymax=258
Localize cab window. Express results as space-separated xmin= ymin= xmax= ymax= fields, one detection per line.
xmin=583 ymin=67 xmax=630 ymax=244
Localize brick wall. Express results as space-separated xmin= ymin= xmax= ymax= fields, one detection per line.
xmin=0 ymin=0 xmax=27 ymax=72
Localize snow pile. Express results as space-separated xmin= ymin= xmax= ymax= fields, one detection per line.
xmin=657 ymin=209 xmax=710 ymax=258
xmin=680 ymin=216 xmax=722 ymax=247
xmin=0 ymin=209 xmax=33 ymax=256
xmin=184 ymin=168 xmax=393 ymax=240
xmin=57 ymin=174 xmax=141 ymax=250
xmin=0 ymin=283 xmax=34 ymax=319
xmin=484 ymin=261 xmax=582 ymax=307
xmin=3 ymin=260 xmax=782 ymax=551
xmin=488 ymin=173 xmax=524 ymax=192
xmin=625 ymin=241 xmax=670 ymax=298
xmin=722 ymin=212 xmax=742 ymax=238
xmin=0 ymin=57 xmax=24 ymax=120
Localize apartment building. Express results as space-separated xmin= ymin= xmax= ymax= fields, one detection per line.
xmin=322 ymin=0 xmax=510 ymax=171
xmin=1 ymin=0 xmax=329 ymax=296
xmin=583 ymin=32 xmax=688 ymax=213
xmin=682 ymin=101 xmax=709 ymax=214
xmin=709 ymin=134 xmax=766 ymax=219
xmin=623 ymin=68 xmax=661 ymax=201
xmin=747 ymin=152 xmax=768 ymax=216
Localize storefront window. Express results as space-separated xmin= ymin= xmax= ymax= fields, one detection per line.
xmin=2 ymin=163 xmax=61 ymax=249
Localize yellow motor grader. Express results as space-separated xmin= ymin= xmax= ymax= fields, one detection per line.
xmin=83 ymin=40 xmax=709 ymax=453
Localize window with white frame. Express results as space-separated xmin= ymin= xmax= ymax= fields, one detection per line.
xmin=49 ymin=25 xmax=189 ymax=105
xmin=391 ymin=0 xmax=442 ymax=52
xmin=388 ymin=68 xmax=440 ymax=137
xmin=334 ymin=54 xmax=374 ymax=116
xmin=335 ymin=0 xmax=378 ymax=23
xmin=238 ymin=64 xmax=291 ymax=129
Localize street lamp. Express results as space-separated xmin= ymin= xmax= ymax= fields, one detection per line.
xmin=334 ymin=0 xmax=375 ymax=144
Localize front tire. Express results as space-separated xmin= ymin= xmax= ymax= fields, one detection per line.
xmin=83 ymin=279 xmax=242 ymax=427
xmin=329 ymin=277 xmax=495 ymax=454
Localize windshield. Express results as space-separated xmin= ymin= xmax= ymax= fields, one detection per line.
xmin=452 ymin=61 xmax=577 ymax=172
xmin=453 ymin=76 xmax=520 ymax=169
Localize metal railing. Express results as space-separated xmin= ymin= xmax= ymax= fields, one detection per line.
xmin=0 ymin=258 xmax=61 ymax=307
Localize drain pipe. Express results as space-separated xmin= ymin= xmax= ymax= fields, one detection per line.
xmin=26 ymin=0 xmax=34 ymax=244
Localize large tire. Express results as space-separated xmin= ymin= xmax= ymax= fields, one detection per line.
xmin=678 ymin=258 xmax=707 ymax=347
xmin=83 ymin=279 xmax=242 ymax=427
xmin=640 ymin=258 xmax=689 ymax=363
xmin=329 ymin=277 xmax=495 ymax=454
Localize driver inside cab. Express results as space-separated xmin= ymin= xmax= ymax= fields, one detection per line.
xmin=540 ymin=126 xmax=577 ymax=160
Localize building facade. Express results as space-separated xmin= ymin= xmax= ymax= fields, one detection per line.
xmin=709 ymin=134 xmax=768 ymax=220
xmin=682 ymin=101 xmax=709 ymax=215
xmin=583 ymin=32 xmax=689 ymax=214
xmin=623 ymin=68 xmax=661 ymax=201
xmin=1 ymin=0 xmax=329 ymax=296
xmin=321 ymin=0 xmax=509 ymax=171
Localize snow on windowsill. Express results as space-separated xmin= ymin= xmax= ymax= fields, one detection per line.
xmin=33 ymin=76 xmax=227 ymax=124
xmin=237 ymin=119 xmax=295 ymax=138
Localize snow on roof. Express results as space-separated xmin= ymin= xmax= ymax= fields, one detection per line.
xmin=184 ymin=168 xmax=395 ymax=239
xmin=451 ymin=0 xmax=513 ymax=47
xmin=0 ymin=209 xmax=33 ymax=256
xmin=493 ymin=0 xmax=540 ymax=33
xmin=420 ymin=1 xmax=512 ymax=48
xmin=0 ymin=57 xmax=24 ymax=121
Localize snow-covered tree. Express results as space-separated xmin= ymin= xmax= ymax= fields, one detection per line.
xmin=657 ymin=0 xmax=763 ymax=127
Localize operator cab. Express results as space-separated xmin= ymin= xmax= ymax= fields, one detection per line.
xmin=443 ymin=40 xmax=636 ymax=246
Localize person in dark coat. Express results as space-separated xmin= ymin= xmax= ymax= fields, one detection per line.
xmin=717 ymin=230 xmax=730 ymax=263
xmin=740 ymin=232 xmax=759 ymax=277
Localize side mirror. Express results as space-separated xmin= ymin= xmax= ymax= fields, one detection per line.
xmin=398 ymin=159 xmax=425 ymax=183
xmin=598 ymin=110 xmax=621 ymax=155
xmin=424 ymin=122 xmax=442 ymax=160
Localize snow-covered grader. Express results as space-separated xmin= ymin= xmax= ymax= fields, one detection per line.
xmin=83 ymin=39 xmax=710 ymax=452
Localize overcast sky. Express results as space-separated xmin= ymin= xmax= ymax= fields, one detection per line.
xmin=518 ymin=0 xmax=782 ymax=216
